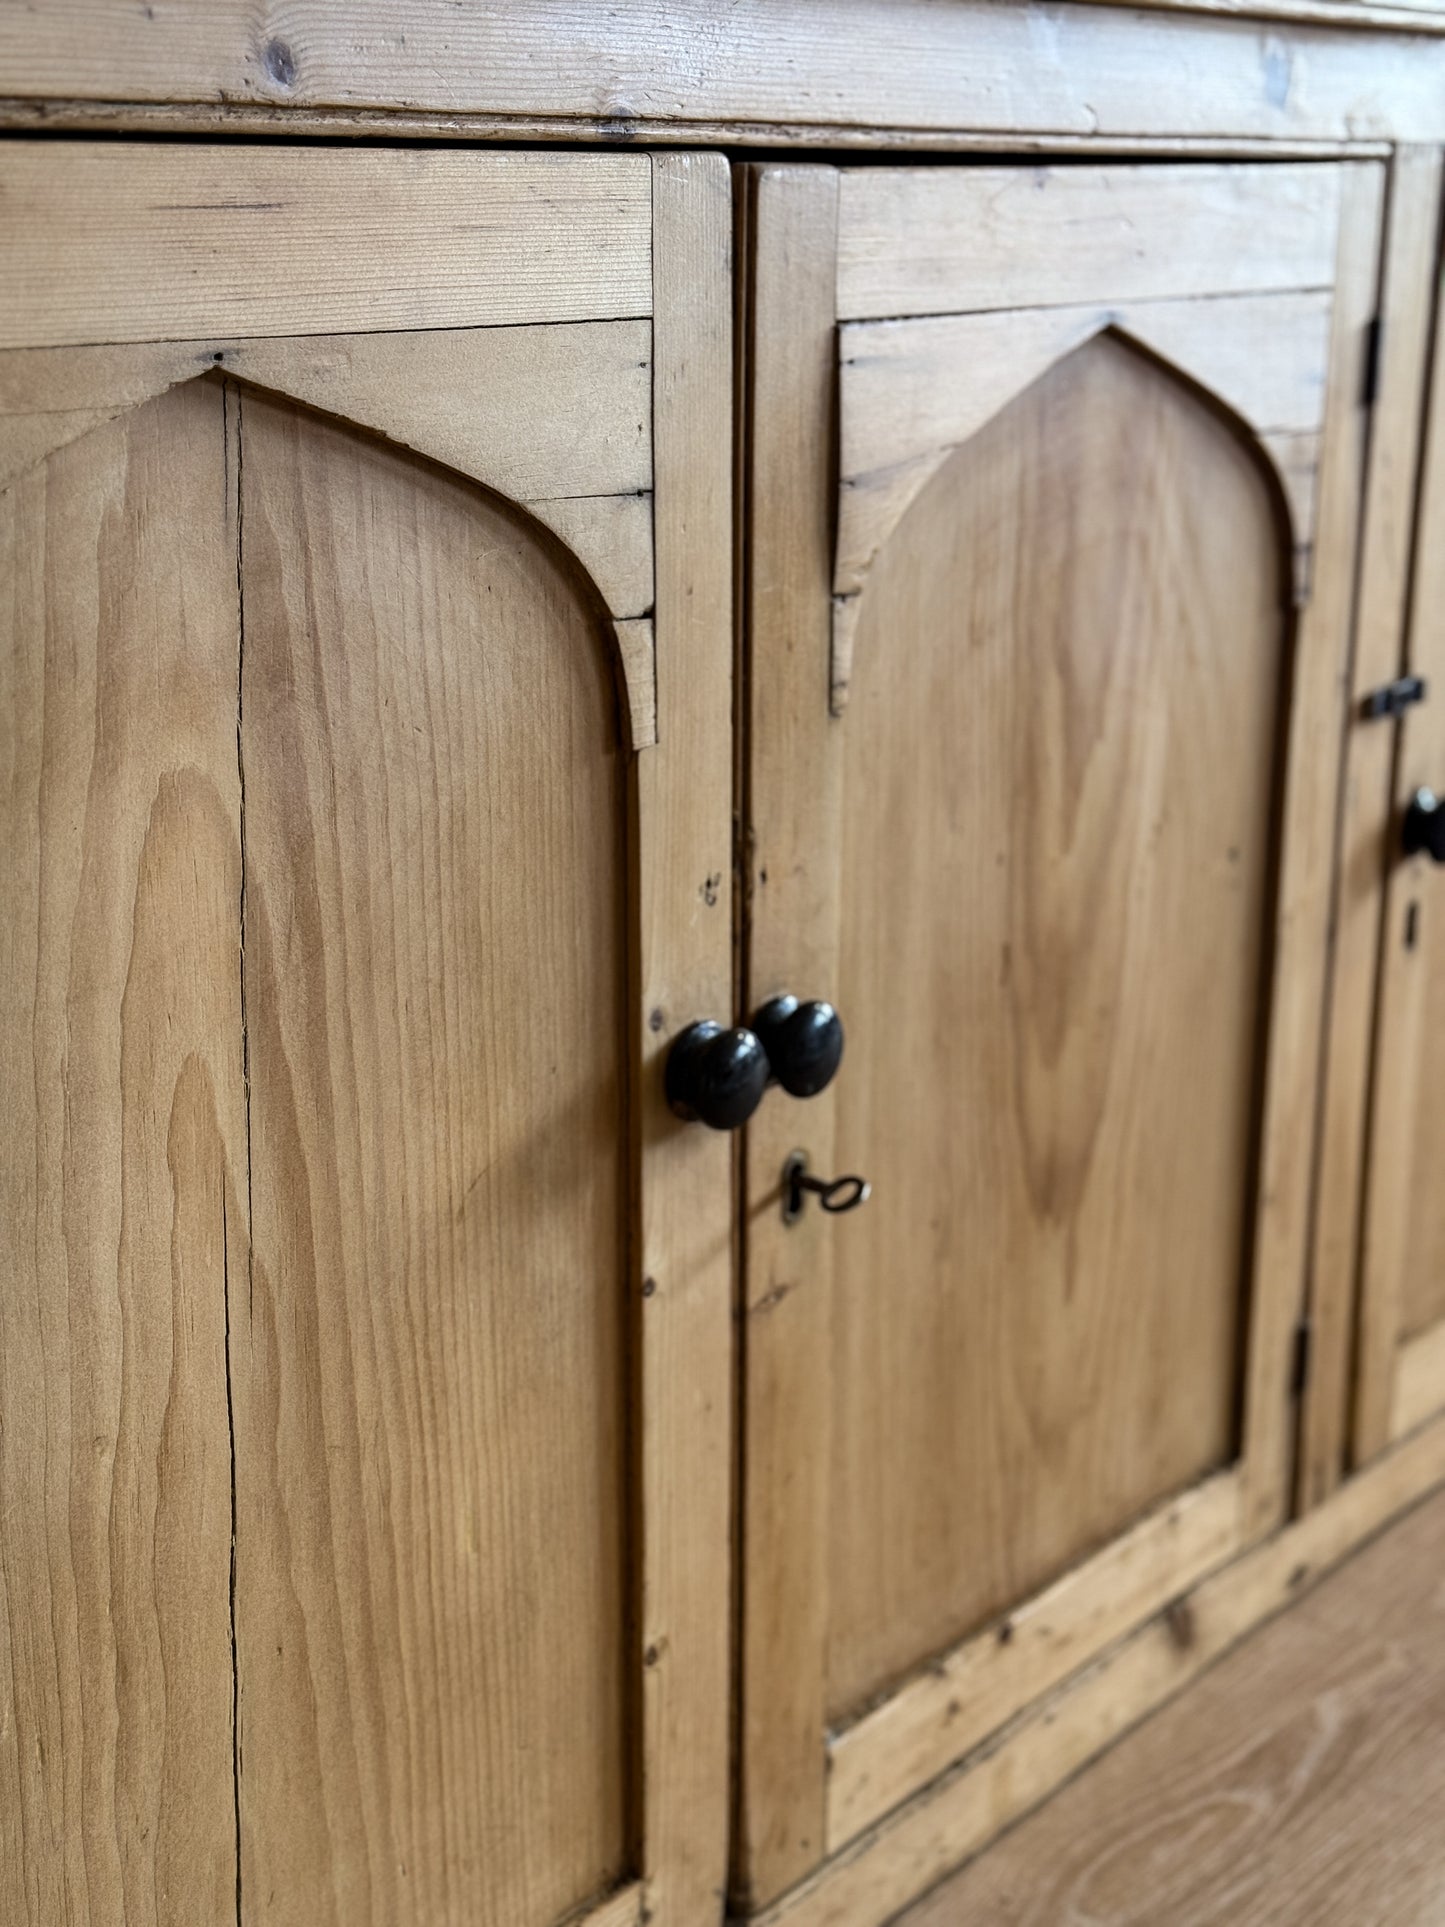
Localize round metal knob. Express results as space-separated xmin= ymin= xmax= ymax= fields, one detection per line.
xmin=665 ymin=1021 xmax=769 ymax=1130
xmin=1403 ymin=787 xmax=1445 ymax=864
xmin=751 ymin=995 xmax=845 ymax=1099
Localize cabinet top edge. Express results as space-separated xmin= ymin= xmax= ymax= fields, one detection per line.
xmin=1 ymin=0 xmax=1444 ymax=151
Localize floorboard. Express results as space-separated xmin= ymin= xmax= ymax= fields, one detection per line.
xmin=895 ymin=1482 xmax=1445 ymax=1926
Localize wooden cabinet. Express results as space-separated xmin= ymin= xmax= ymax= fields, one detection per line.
xmin=737 ymin=159 xmax=1384 ymax=1909
xmin=6 ymin=16 xmax=1445 ymax=1926
xmin=0 ymin=142 xmax=734 ymax=1927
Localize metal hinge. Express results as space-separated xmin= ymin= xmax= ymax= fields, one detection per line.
xmin=1363 ymin=314 xmax=1384 ymax=409
xmin=1291 ymin=1316 xmax=1313 ymax=1399
xmin=1361 ymin=674 xmax=1428 ymax=722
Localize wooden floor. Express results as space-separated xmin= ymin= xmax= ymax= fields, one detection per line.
xmin=896 ymin=1483 xmax=1445 ymax=1927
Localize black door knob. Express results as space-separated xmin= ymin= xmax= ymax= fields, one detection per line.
xmin=665 ymin=1021 xmax=770 ymax=1130
xmin=751 ymin=995 xmax=845 ymax=1098
xmin=1403 ymin=788 xmax=1445 ymax=864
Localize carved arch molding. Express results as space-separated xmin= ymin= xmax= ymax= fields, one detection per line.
xmin=832 ymin=290 xmax=1331 ymax=713
xmin=0 ymin=323 xmax=658 ymax=747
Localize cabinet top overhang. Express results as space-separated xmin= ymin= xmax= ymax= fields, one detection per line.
xmin=3 ymin=0 xmax=1445 ymax=153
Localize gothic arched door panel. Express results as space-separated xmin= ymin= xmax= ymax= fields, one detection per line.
xmin=738 ymin=159 xmax=1384 ymax=1910
xmin=0 ymin=142 xmax=734 ymax=1927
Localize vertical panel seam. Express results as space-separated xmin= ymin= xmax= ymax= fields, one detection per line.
xmin=226 ymin=379 xmax=251 ymax=1927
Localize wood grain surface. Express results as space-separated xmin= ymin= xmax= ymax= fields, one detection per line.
xmin=5 ymin=0 xmax=1445 ymax=142
xmin=828 ymin=333 xmax=1288 ymax=1718
xmin=634 ymin=150 xmax=738 ymax=1927
xmin=826 ymin=1474 xmax=1243 ymax=1851
xmin=835 ymin=164 xmax=1342 ymax=321
xmin=0 ymin=380 xmax=244 ymax=1923
xmin=232 ymin=389 xmax=631 ymax=1927
xmin=1354 ymin=151 xmax=1445 ymax=1438
xmin=0 ymin=143 xmax=652 ymax=348
xmin=735 ymin=163 xmax=847 ymax=1911
xmin=899 ymin=1481 xmax=1445 ymax=1927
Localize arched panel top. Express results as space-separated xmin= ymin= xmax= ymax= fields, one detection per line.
xmin=0 ymin=334 xmax=659 ymax=747
xmin=832 ymin=289 xmax=1327 ymax=711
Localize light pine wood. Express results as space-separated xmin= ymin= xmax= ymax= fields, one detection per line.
xmin=899 ymin=1480 xmax=1445 ymax=1927
xmin=1300 ymin=149 xmax=1443 ymax=1503
xmin=833 ymin=289 xmax=1332 ymax=704
xmin=581 ymin=1884 xmax=645 ymax=1927
xmin=0 ymin=324 xmax=659 ymax=728
xmin=735 ymin=163 xmax=845 ymax=1914
xmin=232 ymin=387 xmax=631 ymax=1927
xmin=1232 ymin=161 xmax=1387 ymax=1535
xmin=1106 ymin=0 xmax=1445 ymax=21
xmin=1351 ymin=152 xmax=1445 ymax=1463
xmin=1391 ymin=1321 xmax=1445 ymax=1438
xmin=0 ymin=99 xmax=1400 ymax=159
xmin=5 ymin=1 xmax=1445 ymax=143
xmin=0 ymin=380 xmax=243 ymax=1923
xmin=1 ymin=140 xmax=737 ymax=1927
xmin=615 ymin=617 xmax=659 ymax=749
xmin=0 ymin=323 xmax=653 ymax=506
xmin=635 ymin=149 xmax=736 ymax=1926
xmin=740 ymin=158 xmax=1382 ymax=1912
xmin=835 ymin=164 xmax=1342 ymax=321
xmin=754 ymin=1412 xmax=1445 ymax=1927
xmin=825 ymin=1473 xmax=1243 ymax=1852
xmin=829 ymin=332 xmax=1286 ymax=1717
xmin=0 ymin=142 xmax=652 ymax=348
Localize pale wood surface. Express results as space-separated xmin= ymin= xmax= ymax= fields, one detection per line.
xmin=1104 ymin=0 xmax=1445 ymax=23
xmin=1350 ymin=152 xmax=1445 ymax=1464
xmin=5 ymin=0 xmax=1445 ymax=142
xmin=0 ymin=143 xmax=737 ymax=1926
xmin=0 ymin=143 xmax=652 ymax=348
xmin=1303 ymin=151 xmax=1442 ymax=1494
xmin=756 ymin=1414 xmax=1445 ymax=1927
xmin=828 ymin=332 xmax=1286 ymax=1719
xmin=0 ymin=322 xmax=653 ymax=506
xmin=232 ymin=389 xmax=630 ymax=1927
xmin=825 ymin=1474 xmax=1243 ymax=1852
xmin=0 ymin=98 xmax=1399 ymax=159
xmin=635 ymin=150 xmax=736 ymax=1926
xmin=835 ymin=164 xmax=1342 ymax=321
xmin=1294 ymin=154 xmax=1410 ymax=1503
xmin=581 ymin=1883 xmax=644 ymax=1927
xmin=834 ymin=288 xmax=1332 ymax=703
xmin=741 ymin=159 xmax=1378 ymax=1911
xmin=899 ymin=1479 xmax=1445 ymax=1927
xmin=1232 ymin=161 xmax=1385 ymax=1534
xmin=1392 ymin=1322 xmax=1445 ymax=1439
xmin=0 ymin=323 xmax=658 ymax=723
xmin=0 ymin=381 xmax=243 ymax=1923
xmin=736 ymin=162 xmax=846 ymax=1913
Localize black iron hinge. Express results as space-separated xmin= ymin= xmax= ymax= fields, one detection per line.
xmin=1363 ymin=314 xmax=1385 ymax=409
xmin=1291 ymin=1315 xmax=1313 ymax=1399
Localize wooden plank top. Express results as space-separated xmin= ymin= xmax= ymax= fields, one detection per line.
xmin=2 ymin=1 xmax=1445 ymax=147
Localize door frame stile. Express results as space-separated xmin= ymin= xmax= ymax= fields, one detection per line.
xmin=636 ymin=150 xmax=737 ymax=1927
xmin=1303 ymin=146 xmax=1444 ymax=1497
xmin=1352 ymin=148 xmax=1445 ymax=1465
xmin=1235 ymin=157 xmax=1395 ymax=1535
xmin=734 ymin=162 xmax=844 ymax=1914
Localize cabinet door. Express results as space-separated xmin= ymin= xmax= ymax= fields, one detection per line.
xmin=0 ymin=143 xmax=732 ymax=1927
xmin=1351 ymin=194 xmax=1445 ymax=1465
xmin=738 ymin=159 xmax=1382 ymax=1908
